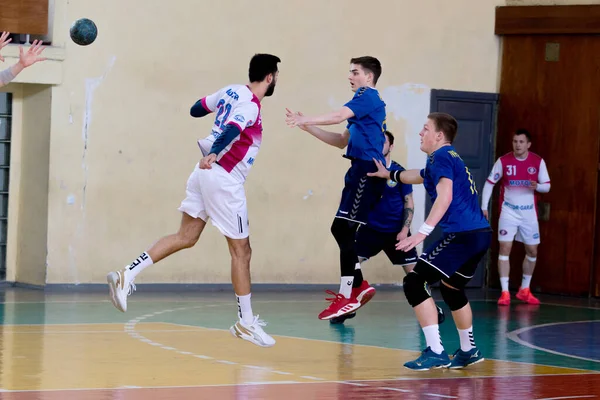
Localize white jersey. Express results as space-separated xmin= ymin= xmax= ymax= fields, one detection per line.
xmin=485 ymin=152 xmax=550 ymax=221
xmin=197 ymin=84 xmax=263 ymax=183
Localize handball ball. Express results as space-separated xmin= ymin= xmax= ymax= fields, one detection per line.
xmin=70 ymin=18 xmax=98 ymax=46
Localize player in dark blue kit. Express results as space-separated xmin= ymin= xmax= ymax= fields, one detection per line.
xmin=285 ymin=56 xmax=386 ymax=320
xmin=331 ymin=130 xmax=445 ymax=325
xmin=369 ymin=112 xmax=491 ymax=370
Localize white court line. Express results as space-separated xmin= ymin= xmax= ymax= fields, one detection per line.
xmin=506 ymin=320 xmax=600 ymax=364
xmin=160 ymin=321 xmax=598 ymax=374
xmin=124 ymin=304 xmax=320 ymax=384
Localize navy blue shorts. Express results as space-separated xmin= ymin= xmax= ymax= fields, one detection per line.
xmin=336 ymin=159 xmax=385 ymax=224
xmin=414 ymin=228 xmax=492 ymax=287
xmin=355 ymin=225 xmax=418 ymax=266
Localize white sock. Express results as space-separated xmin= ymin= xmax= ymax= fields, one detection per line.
xmin=236 ymin=293 xmax=254 ymax=325
xmin=127 ymin=252 xmax=154 ymax=279
xmin=458 ymin=326 xmax=475 ymax=352
xmin=339 ymin=276 xmax=353 ymax=298
xmin=500 ymin=277 xmax=509 ymax=292
xmin=521 ymin=275 xmax=532 ymax=289
xmin=422 ymin=324 xmax=444 ymax=354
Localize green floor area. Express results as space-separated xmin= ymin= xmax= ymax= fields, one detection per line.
xmin=1 ymin=288 xmax=598 ymax=372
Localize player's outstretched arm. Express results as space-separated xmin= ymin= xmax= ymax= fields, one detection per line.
xmin=368 ymin=160 xmax=424 ymax=184
xmin=285 ymin=107 xmax=354 ymax=127
xmin=0 ymin=31 xmax=12 ymax=62
xmin=302 ymin=126 xmax=349 ymax=149
xmin=0 ymin=36 xmax=46 ymax=88
xmin=286 ymin=109 xmax=349 ymax=148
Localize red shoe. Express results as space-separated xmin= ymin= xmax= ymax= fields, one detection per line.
xmin=516 ymin=287 xmax=540 ymax=305
xmin=497 ymin=291 xmax=511 ymax=306
xmin=318 ymin=290 xmax=360 ymax=320
xmin=352 ymin=280 xmax=376 ymax=309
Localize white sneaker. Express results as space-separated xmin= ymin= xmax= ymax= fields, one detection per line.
xmin=230 ymin=315 xmax=276 ymax=348
xmin=106 ymin=268 xmax=136 ymax=312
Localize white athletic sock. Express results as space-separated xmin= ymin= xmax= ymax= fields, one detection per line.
xmin=127 ymin=252 xmax=154 ymax=279
xmin=458 ymin=326 xmax=476 ymax=352
xmin=236 ymin=293 xmax=254 ymax=325
xmin=500 ymin=277 xmax=509 ymax=292
xmin=422 ymin=324 xmax=444 ymax=354
xmin=521 ymin=275 xmax=532 ymax=289
xmin=339 ymin=276 xmax=354 ymax=298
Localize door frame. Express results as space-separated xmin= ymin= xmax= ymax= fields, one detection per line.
xmin=496 ymin=5 xmax=600 ymax=297
xmin=427 ymin=89 xmax=499 ymax=287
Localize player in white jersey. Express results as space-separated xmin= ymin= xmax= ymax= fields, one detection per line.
xmin=481 ymin=129 xmax=550 ymax=305
xmin=106 ymin=54 xmax=281 ymax=348
xmin=0 ymin=32 xmax=47 ymax=87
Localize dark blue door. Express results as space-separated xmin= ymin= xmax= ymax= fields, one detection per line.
xmin=425 ymin=89 xmax=498 ymax=288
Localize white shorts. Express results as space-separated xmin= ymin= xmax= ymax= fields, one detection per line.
xmin=498 ymin=215 xmax=540 ymax=245
xmin=178 ymin=163 xmax=248 ymax=239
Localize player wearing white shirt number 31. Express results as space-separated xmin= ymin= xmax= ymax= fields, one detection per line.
xmin=481 ymin=129 xmax=550 ymax=306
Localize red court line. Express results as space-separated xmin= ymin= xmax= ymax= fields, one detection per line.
xmin=1 ymin=374 xmax=599 ymax=400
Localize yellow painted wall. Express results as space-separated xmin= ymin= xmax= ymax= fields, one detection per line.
xmin=0 ymin=0 xmax=593 ymax=284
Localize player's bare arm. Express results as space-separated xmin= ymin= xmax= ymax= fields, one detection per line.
xmin=397 ymin=193 xmax=414 ymax=242
xmin=285 ymin=106 xmax=354 ymax=127
xmin=367 ymin=160 xmax=424 ymax=184
xmin=0 ymin=31 xmax=11 ymax=62
xmin=397 ymin=178 xmax=452 ymax=252
xmin=0 ymin=35 xmax=46 ymax=87
xmin=286 ymin=109 xmax=349 ymax=148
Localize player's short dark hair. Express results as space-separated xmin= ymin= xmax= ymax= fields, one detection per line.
xmin=249 ymin=54 xmax=281 ymax=83
xmin=350 ymin=56 xmax=382 ymax=84
xmin=514 ymin=128 xmax=532 ymax=142
xmin=428 ymin=112 xmax=458 ymax=143
xmin=384 ymin=130 xmax=394 ymax=145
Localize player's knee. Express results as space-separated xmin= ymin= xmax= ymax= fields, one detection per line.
xmin=177 ymin=228 xmax=201 ymax=248
xmin=440 ymin=281 xmax=468 ymax=311
xmin=403 ymin=272 xmax=431 ymax=308
xmin=525 ymin=246 xmax=538 ymax=258
xmin=228 ymin=239 xmax=252 ymax=262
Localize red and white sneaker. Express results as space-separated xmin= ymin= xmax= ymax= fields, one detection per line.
xmin=318 ymin=290 xmax=360 ymax=320
xmin=352 ymin=280 xmax=376 ymax=309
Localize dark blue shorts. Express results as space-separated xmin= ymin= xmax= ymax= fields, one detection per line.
xmin=355 ymin=225 xmax=418 ymax=266
xmin=336 ymin=159 xmax=385 ymax=224
xmin=415 ymin=228 xmax=492 ymax=287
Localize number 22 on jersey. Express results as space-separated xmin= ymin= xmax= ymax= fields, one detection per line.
xmin=214 ymin=99 xmax=232 ymax=130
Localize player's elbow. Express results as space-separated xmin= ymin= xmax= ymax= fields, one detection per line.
xmin=336 ymin=135 xmax=349 ymax=149
xmin=336 ymin=140 xmax=348 ymax=149
xmin=190 ymin=101 xmax=210 ymax=118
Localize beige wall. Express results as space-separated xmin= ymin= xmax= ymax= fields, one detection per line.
xmin=0 ymin=0 xmax=592 ymax=284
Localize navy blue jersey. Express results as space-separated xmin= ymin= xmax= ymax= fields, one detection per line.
xmin=420 ymin=145 xmax=489 ymax=233
xmin=344 ymin=87 xmax=386 ymax=164
xmin=367 ymin=161 xmax=413 ymax=233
